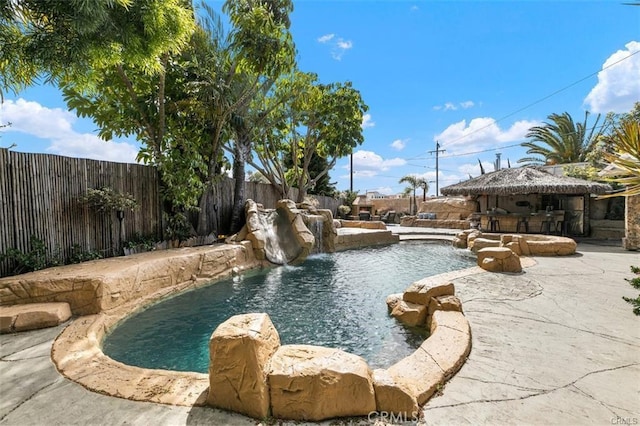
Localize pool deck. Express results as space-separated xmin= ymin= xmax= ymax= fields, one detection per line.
xmin=1 ymin=228 xmax=639 ymax=425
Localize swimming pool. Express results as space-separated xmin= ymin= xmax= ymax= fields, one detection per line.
xmin=103 ymin=241 xmax=474 ymax=372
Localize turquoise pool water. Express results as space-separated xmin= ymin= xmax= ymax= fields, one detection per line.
xmin=103 ymin=241 xmax=474 ymax=372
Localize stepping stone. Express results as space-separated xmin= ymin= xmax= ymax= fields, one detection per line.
xmin=0 ymin=302 xmax=72 ymax=333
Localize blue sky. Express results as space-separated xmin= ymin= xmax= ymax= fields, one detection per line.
xmin=1 ymin=1 xmax=639 ymax=196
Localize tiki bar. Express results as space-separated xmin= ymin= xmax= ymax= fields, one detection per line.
xmin=440 ymin=166 xmax=612 ymax=236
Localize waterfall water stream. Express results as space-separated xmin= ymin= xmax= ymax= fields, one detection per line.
xmin=306 ymin=215 xmax=324 ymax=254
xmin=257 ymin=211 xmax=288 ymax=265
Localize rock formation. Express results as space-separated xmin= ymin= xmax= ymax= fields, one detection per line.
xmin=227 ymin=199 xmax=338 ymax=265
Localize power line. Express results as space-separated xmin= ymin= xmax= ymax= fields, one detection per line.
xmin=441 ymin=50 xmax=639 ymax=147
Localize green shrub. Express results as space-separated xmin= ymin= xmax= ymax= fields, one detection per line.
xmin=623 ymin=265 xmax=640 ymax=316
xmin=0 ymin=236 xmax=62 ymax=275
xmin=68 ymin=244 xmax=103 ymax=264
xmin=123 ymin=233 xmax=157 ymax=251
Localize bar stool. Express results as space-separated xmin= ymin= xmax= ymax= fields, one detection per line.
xmin=555 ymin=215 xmax=566 ymax=235
xmin=488 ymin=216 xmax=500 ymax=232
xmin=516 ymin=216 xmax=529 ymax=233
xmin=540 ymin=214 xmax=554 ymax=234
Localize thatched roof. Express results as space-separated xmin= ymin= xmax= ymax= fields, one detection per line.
xmin=441 ymin=166 xmax=612 ymax=196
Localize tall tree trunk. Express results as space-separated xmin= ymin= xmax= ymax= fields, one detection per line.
xmin=230 ymin=133 xmax=250 ymax=233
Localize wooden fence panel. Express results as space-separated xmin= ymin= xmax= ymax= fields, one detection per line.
xmin=0 ymin=150 xmax=341 ymax=277
xmin=0 ymin=149 xmax=14 ymax=275
xmin=0 ymin=152 xmax=161 ymax=276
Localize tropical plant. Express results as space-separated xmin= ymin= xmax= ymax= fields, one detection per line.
xmin=598 ymin=119 xmax=640 ymax=197
xmin=250 ymin=71 xmax=368 ymax=202
xmin=0 ymin=236 xmax=61 ymax=275
xmin=82 ymin=188 xmax=138 ymax=212
xmin=337 ymin=205 xmax=351 ymax=218
xmin=623 ymin=266 xmax=640 ymax=316
xmin=417 ymin=177 xmax=429 ymax=201
xmin=399 ymin=175 xmax=420 ymax=215
xmin=0 ymin=0 xmax=195 ymax=97
xmin=340 ymin=190 xmax=359 ymax=207
xmin=518 ymin=111 xmax=608 ymax=165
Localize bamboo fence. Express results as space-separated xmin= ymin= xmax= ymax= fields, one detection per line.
xmin=0 ymin=150 xmax=340 ymax=276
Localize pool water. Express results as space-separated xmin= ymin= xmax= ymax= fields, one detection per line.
xmin=103 ymin=241 xmax=474 ymax=372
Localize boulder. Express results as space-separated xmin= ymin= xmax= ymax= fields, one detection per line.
xmin=386 ymin=293 xmax=403 ymax=311
xmin=403 ymin=281 xmax=454 ymax=306
xmin=372 ymin=368 xmax=420 ymax=417
xmin=390 ymin=300 xmax=427 ymax=327
xmin=427 ymin=295 xmax=462 ymax=329
xmin=526 ymin=239 xmax=577 ymax=256
xmin=268 ymin=345 xmax=376 ymax=421
xmin=428 ymin=295 xmax=462 ymax=315
xmin=469 ymin=237 xmax=501 ymax=253
xmin=417 ymin=197 xmax=477 ymax=221
xmin=451 ymin=237 xmax=467 ymax=249
xmin=0 ymin=302 xmax=71 ymax=333
xmin=477 ymin=247 xmax=522 ymax=273
xmin=208 ymin=313 xmax=280 ymax=419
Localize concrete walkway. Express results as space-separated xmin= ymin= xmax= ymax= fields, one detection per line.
xmin=1 ymin=239 xmax=639 ymax=425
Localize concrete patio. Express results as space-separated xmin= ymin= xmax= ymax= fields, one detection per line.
xmin=1 ymin=238 xmax=638 ymax=425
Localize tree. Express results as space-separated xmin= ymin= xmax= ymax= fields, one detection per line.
xmin=599 ymin=119 xmax=640 ymax=197
xmin=399 ymin=175 xmax=420 ymax=215
xmin=417 ymin=177 xmax=429 ymax=201
xmin=518 ymin=111 xmax=608 ymax=165
xmin=62 ymin=24 xmax=212 ymax=216
xmin=0 ymin=0 xmax=194 ymax=98
xmin=251 ymin=71 xmax=368 ymax=202
xmin=196 ymin=0 xmax=295 ymax=235
xmin=284 ymin=150 xmax=337 ymax=197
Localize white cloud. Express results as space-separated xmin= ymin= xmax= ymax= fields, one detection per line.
xmin=337 ymin=40 xmax=352 ymax=50
xmin=317 ymin=33 xmax=353 ymax=60
xmin=457 ymin=161 xmax=494 ymax=177
xmin=347 ymin=149 xmax=406 ymax=178
xmin=331 ymin=38 xmax=353 ymax=60
xmin=410 ymin=5 xmax=419 ymax=11
xmin=361 ymin=113 xmax=375 ymax=129
xmin=584 ymin=41 xmax=640 ymax=114
xmin=390 ymin=139 xmax=406 ymax=150
xmin=1 ymin=99 xmax=139 ymax=163
xmin=435 ymin=117 xmax=539 ymax=155
xmin=317 ymin=33 xmax=334 ymax=43
xmin=433 ymin=100 xmax=477 ymax=111
xmin=1 ymin=98 xmax=76 ymax=138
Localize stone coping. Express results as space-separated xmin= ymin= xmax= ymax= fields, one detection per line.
xmin=0 ymin=242 xmax=260 ymax=315
xmin=0 ymin=302 xmax=71 ymax=333
xmin=49 ymin=259 xmax=502 ymax=415
xmin=43 ymin=237 xmax=537 ymax=420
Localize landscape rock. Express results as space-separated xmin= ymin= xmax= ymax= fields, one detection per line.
xmin=0 ymin=302 xmax=71 ymax=333
xmin=372 ymin=368 xmax=420 ymax=416
xmin=477 ymin=247 xmax=522 ymax=273
xmin=403 ymin=281 xmax=454 ymax=306
xmin=208 ymin=313 xmax=280 ymax=419
xmin=390 ymin=300 xmax=427 ymax=327
xmin=268 ymin=345 xmax=376 ymax=421
xmin=386 ymin=293 xmax=403 ymax=311
xmin=469 ymin=237 xmax=501 ymax=253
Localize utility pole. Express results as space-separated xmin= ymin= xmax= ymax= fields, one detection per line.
xmin=428 ymin=142 xmax=446 ymax=196
xmin=350 ymin=151 xmax=353 ymax=192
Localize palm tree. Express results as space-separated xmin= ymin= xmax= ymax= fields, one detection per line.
xmin=518 ymin=111 xmax=606 ymax=165
xmin=417 ymin=177 xmax=429 ymax=201
xmin=600 ymin=119 xmax=640 ymax=197
xmin=399 ymin=175 xmax=420 ymax=215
